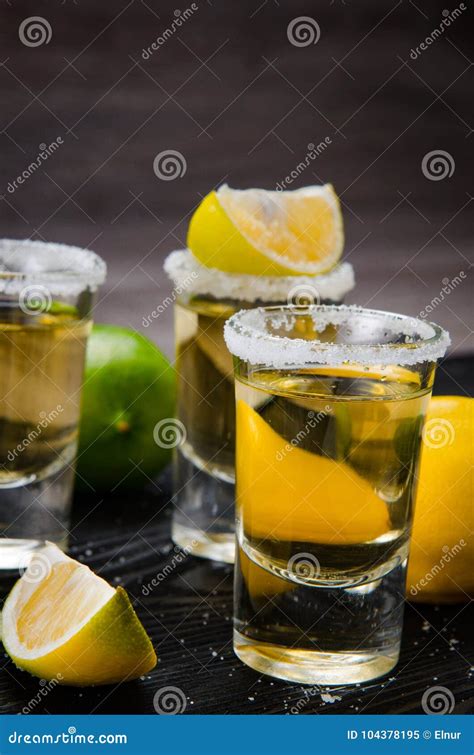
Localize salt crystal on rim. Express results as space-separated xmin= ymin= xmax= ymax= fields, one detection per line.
xmin=224 ymin=305 xmax=450 ymax=368
xmin=0 ymin=239 xmax=106 ymax=296
xmin=164 ymin=249 xmax=354 ymax=302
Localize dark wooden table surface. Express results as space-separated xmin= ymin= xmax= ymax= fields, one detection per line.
xmin=0 ymin=357 xmax=472 ymax=716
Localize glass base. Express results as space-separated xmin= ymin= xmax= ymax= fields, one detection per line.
xmin=0 ymin=460 xmax=73 ymax=570
xmin=172 ymin=447 xmax=236 ymax=564
xmin=234 ymin=544 xmax=406 ymax=684
xmin=233 ymin=629 xmax=399 ymax=685
xmin=0 ymin=536 xmax=68 ymax=571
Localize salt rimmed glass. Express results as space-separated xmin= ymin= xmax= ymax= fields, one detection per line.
xmin=164 ymin=250 xmax=355 ymax=563
xmin=224 ymin=304 xmax=449 ymax=684
xmin=0 ymin=239 xmax=106 ymax=569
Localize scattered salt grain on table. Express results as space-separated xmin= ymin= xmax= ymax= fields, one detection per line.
xmin=320 ymin=693 xmax=342 ymax=703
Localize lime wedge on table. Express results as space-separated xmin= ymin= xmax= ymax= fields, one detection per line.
xmin=1 ymin=544 xmax=157 ymax=686
xmin=188 ymin=183 xmax=344 ymax=276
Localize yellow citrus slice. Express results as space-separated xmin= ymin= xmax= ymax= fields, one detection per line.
xmin=187 ymin=184 xmax=344 ymax=276
xmin=407 ymin=396 xmax=473 ymax=603
xmin=1 ymin=544 xmax=157 ymax=686
xmin=236 ymin=401 xmax=389 ymax=544
xmin=239 ymin=546 xmax=293 ymax=599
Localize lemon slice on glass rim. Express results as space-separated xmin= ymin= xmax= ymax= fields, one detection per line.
xmin=187 ymin=183 xmax=344 ymax=276
xmin=1 ymin=543 xmax=157 ymax=686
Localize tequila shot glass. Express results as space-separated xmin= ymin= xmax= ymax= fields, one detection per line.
xmin=224 ymin=304 xmax=449 ymax=684
xmin=164 ymin=250 xmax=354 ymax=563
xmin=0 ymin=240 xmax=106 ymax=569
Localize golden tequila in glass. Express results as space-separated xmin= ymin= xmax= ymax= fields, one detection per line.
xmin=165 ymin=250 xmax=354 ymax=563
xmin=0 ymin=240 xmax=106 ymax=569
xmin=225 ymin=305 xmax=449 ymax=683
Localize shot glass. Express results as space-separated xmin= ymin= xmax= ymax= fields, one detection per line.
xmin=224 ymin=304 xmax=450 ymax=684
xmin=0 ymin=239 xmax=106 ymax=569
xmin=164 ymin=250 xmax=355 ymax=563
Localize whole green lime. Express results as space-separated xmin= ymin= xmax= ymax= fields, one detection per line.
xmin=77 ymin=324 xmax=176 ymax=491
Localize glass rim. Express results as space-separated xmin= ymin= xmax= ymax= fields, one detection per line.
xmin=0 ymin=239 xmax=107 ymax=295
xmin=164 ymin=249 xmax=355 ymax=303
xmin=223 ymin=304 xmax=451 ymax=368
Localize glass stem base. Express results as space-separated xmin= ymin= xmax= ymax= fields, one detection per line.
xmin=172 ymin=447 xmax=236 ymax=564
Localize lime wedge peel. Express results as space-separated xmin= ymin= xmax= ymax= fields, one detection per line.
xmin=1 ymin=543 xmax=157 ymax=686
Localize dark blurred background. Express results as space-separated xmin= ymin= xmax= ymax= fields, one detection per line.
xmin=0 ymin=0 xmax=472 ymax=356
